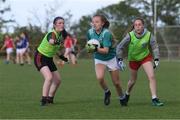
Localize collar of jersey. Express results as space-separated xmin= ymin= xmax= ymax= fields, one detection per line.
xmin=133 ymin=28 xmax=147 ymax=39
xmin=93 ymin=27 xmax=104 ymax=36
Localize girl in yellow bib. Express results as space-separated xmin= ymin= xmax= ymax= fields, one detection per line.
xmin=34 ymin=16 xmax=68 ymax=106
xmin=116 ymin=18 xmax=164 ymax=106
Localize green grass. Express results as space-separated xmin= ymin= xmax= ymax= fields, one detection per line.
xmin=0 ymin=59 xmax=180 ymax=119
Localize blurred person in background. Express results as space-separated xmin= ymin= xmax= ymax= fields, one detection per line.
xmin=14 ymin=36 xmax=24 ymax=65
xmin=20 ymin=32 xmax=31 ymax=65
xmin=0 ymin=34 xmax=15 ymax=64
xmin=63 ymin=33 xmax=77 ymax=65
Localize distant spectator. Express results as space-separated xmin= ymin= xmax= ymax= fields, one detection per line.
xmin=20 ymin=32 xmax=31 ymax=65
xmin=15 ymin=36 xmax=24 ymax=65
xmin=64 ymin=33 xmax=77 ymax=65
xmin=0 ymin=34 xmax=15 ymax=64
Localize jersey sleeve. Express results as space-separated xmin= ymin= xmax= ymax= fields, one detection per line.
xmin=116 ymin=34 xmax=131 ymax=59
xmin=149 ymin=34 xmax=160 ymax=59
xmin=102 ymin=31 xmax=112 ymax=48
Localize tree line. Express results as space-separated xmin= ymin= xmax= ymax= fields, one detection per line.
xmin=0 ymin=0 xmax=179 ymax=51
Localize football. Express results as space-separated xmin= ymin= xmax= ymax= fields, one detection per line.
xmin=87 ymin=39 xmax=100 ymax=48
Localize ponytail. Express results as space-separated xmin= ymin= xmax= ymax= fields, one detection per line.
xmin=62 ymin=29 xmax=67 ymax=39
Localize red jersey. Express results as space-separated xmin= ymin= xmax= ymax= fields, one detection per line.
xmin=5 ymin=38 xmax=14 ymax=48
xmin=64 ymin=36 xmax=73 ymax=48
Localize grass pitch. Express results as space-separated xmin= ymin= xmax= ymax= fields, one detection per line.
xmin=0 ymin=59 xmax=180 ymax=119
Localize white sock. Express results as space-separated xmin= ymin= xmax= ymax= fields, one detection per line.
xmin=119 ymin=94 xmax=126 ymax=100
xmin=104 ymin=89 xmax=110 ymax=93
xmin=126 ymin=91 xmax=130 ymax=95
xmin=152 ymin=95 xmax=157 ymax=99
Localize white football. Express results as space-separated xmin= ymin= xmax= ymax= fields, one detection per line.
xmin=87 ymin=39 xmax=100 ymax=48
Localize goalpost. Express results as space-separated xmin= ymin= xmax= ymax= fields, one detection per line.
xmin=153 ymin=0 xmax=180 ymax=60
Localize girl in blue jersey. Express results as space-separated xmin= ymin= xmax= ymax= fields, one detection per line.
xmin=15 ymin=36 xmax=24 ymax=65
xmin=20 ymin=32 xmax=31 ymax=65
xmin=86 ymin=14 xmax=126 ymax=106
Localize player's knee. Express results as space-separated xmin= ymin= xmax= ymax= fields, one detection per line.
xmin=56 ymin=79 xmax=61 ymax=85
xmin=113 ymin=81 xmax=120 ymax=88
xmin=45 ymin=75 xmax=53 ymax=82
xmin=97 ymin=78 xmax=105 ymax=85
xmin=97 ymin=76 xmax=104 ymax=82
xmin=148 ymin=75 xmax=155 ymax=81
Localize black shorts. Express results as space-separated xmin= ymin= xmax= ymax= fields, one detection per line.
xmin=34 ymin=51 xmax=57 ymax=72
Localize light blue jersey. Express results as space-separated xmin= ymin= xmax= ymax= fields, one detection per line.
xmin=87 ymin=28 xmax=116 ymax=61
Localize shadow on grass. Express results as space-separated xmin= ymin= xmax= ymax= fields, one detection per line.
xmin=55 ymin=98 xmax=101 ymax=105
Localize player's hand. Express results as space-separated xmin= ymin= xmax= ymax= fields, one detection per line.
xmin=153 ymin=59 xmax=159 ymax=69
xmin=49 ymin=39 xmax=60 ymax=45
xmin=59 ymin=55 xmax=68 ymax=62
xmin=117 ymin=58 xmax=126 ymax=71
xmin=85 ymin=44 xmax=98 ymax=53
xmin=49 ymin=39 xmax=55 ymax=44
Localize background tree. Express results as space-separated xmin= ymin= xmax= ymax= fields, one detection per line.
xmin=70 ymin=15 xmax=91 ymax=48
xmin=0 ymin=0 xmax=14 ymax=42
xmin=29 ymin=0 xmax=73 ymax=33
xmin=71 ymin=1 xmax=143 ymax=45
xmin=96 ymin=1 xmax=145 ymax=40
xmin=126 ymin=0 xmax=180 ymax=25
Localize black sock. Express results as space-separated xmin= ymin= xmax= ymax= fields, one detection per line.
xmin=41 ymin=96 xmax=48 ymax=101
xmin=47 ymin=96 xmax=54 ymax=103
xmin=48 ymin=96 xmax=54 ymax=100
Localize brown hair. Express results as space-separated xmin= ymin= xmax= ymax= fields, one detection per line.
xmin=123 ymin=17 xmax=145 ymax=37
xmin=133 ymin=17 xmax=144 ymax=25
xmin=53 ymin=16 xmax=64 ymax=25
xmin=93 ymin=14 xmax=110 ymax=28
xmin=53 ymin=16 xmax=67 ymax=39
